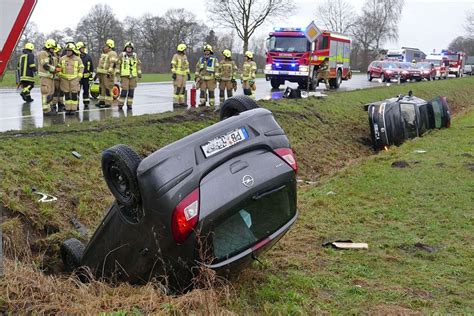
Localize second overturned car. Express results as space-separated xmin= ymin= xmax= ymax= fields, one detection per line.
xmin=60 ymin=96 xmax=298 ymax=292
xmin=366 ymin=91 xmax=451 ymax=151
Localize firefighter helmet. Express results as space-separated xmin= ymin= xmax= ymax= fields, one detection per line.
xmin=54 ymin=44 xmax=62 ymax=54
xmin=105 ymin=39 xmax=115 ymax=49
xmin=245 ymin=51 xmax=254 ymax=59
xmin=203 ymin=44 xmax=213 ymax=53
xmin=65 ymin=43 xmax=76 ymax=51
xmin=177 ymin=43 xmax=187 ymax=52
xmin=76 ymin=41 xmax=86 ymax=49
xmin=24 ymin=43 xmax=34 ymax=51
xmin=45 ymin=39 xmax=57 ymax=49
xmin=222 ymin=49 xmax=232 ymax=58
xmin=124 ymin=41 xmax=134 ymax=50
xmin=63 ymin=36 xmax=74 ymax=44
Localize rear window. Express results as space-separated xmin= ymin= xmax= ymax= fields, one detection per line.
xmin=211 ymin=184 xmax=296 ymax=262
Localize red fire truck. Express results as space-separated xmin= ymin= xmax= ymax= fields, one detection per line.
xmin=441 ymin=50 xmax=466 ymax=77
xmin=264 ymin=27 xmax=352 ymax=90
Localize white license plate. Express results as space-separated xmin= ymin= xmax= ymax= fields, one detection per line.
xmin=201 ymin=128 xmax=249 ymax=158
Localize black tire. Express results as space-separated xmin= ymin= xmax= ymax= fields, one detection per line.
xmin=270 ymin=79 xmax=280 ymax=89
xmin=367 ymin=72 xmax=373 ymax=82
xmin=61 ymin=238 xmax=85 ymax=271
xmin=102 ymin=144 xmax=142 ymax=208
xmin=330 ymin=69 xmax=342 ymax=89
xmin=220 ymin=95 xmax=259 ymax=121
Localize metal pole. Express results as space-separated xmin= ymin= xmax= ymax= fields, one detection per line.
xmin=306 ymin=52 xmax=312 ymax=93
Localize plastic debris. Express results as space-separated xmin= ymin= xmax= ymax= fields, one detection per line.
xmin=72 ymin=151 xmax=82 ymax=159
xmin=323 ymin=240 xmax=368 ymax=250
xmin=414 ymin=150 xmax=427 ymax=153
xmin=34 ymin=191 xmax=57 ymax=203
xmin=326 ymin=191 xmax=336 ymax=195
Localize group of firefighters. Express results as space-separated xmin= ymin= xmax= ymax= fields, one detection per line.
xmin=17 ymin=39 xmax=257 ymax=115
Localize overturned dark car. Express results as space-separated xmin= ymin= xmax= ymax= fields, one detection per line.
xmin=366 ymin=91 xmax=451 ymax=151
xmin=60 ymin=96 xmax=298 ymax=292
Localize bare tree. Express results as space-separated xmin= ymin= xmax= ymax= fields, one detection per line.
xmin=350 ymin=14 xmax=377 ymax=70
xmin=315 ymin=0 xmax=356 ymax=34
xmin=465 ymin=10 xmax=474 ymax=37
xmin=207 ymin=0 xmax=295 ymax=53
xmin=76 ymin=4 xmax=124 ymax=62
xmin=363 ymin=0 xmax=405 ymax=51
xmin=448 ymin=36 xmax=474 ymax=55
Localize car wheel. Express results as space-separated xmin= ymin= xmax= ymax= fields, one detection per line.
xmin=367 ymin=72 xmax=373 ymax=82
xmin=61 ymin=238 xmax=85 ymax=271
xmin=102 ymin=144 xmax=142 ymax=208
xmin=270 ymin=79 xmax=280 ymax=89
xmin=220 ymin=95 xmax=259 ymax=121
xmin=330 ymin=69 xmax=342 ymax=89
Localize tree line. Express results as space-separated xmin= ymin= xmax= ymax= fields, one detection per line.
xmin=10 ymin=1 xmax=474 ymax=74
xmin=10 ymin=4 xmax=267 ymax=74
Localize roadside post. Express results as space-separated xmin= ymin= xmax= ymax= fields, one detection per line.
xmin=304 ymin=21 xmax=322 ymax=93
xmin=0 ymin=204 xmax=3 ymax=277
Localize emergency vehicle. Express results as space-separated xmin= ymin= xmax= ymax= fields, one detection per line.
xmin=264 ymin=27 xmax=352 ymax=90
xmin=441 ymin=50 xmax=466 ymax=77
xmin=386 ymin=47 xmax=426 ymax=62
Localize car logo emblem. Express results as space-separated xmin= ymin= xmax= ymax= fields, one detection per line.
xmin=242 ymin=175 xmax=254 ymax=187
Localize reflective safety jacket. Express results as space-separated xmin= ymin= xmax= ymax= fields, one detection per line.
xmin=97 ymin=50 xmax=118 ymax=75
xmin=171 ymin=53 xmax=189 ymax=76
xmin=118 ymin=52 xmax=142 ymax=78
xmin=241 ymin=60 xmax=257 ymax=81
xmin=59 ymin=55 xmax=84 ymax=80
xmin=17 ymin=49 xmax=36 ymax=82
xmin=37 ymin=49 xmax=56 ymax=79
xmin=195 ymin=56 xmax=219 ymax=80
xmin=217 ymin=59 xmax=238 ymax=81
xmin=80 ymin=52 xmax=94 ymax=78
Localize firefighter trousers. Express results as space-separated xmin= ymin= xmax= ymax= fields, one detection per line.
xmin=40 ymin=77 xmax=55 ymax=112
xmin=60 ymin=78 xmax=80 ymax=112
xmin=316 ymin=71 xmax=330 ymax=89
xmin=19 ymin=80 xmax=34 ymax=101
xmin=218 ymin=80 xmax=234 ymax=106
xmin=99 ymin=74 xmax=114 ymax=106
xmin=80 ymin=77 xmax=91 ymax=105
xmin=173 ymin=74 xmax=186 ymax=105
xmin=198 ymin=79 xmax=216 ymax=107
xmin=119 ymin=77 xmax=137 ymax=108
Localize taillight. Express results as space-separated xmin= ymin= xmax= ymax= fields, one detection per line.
xmin=274 ymin=148 xmax=298 ymax=173
xmin=171 ymin=188 xmax=199 ymax=243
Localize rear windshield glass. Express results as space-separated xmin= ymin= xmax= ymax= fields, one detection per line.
xmin=211 ymin=184 xmax=295 ymax=262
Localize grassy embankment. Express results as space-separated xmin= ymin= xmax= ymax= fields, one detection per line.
xmin=0 ymin=71 xmax=265 ymax=88
xmin=0 ymin=77 xmax=473 ymax=313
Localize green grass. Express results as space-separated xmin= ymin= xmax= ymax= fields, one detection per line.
xmin=0 ymin=71 xmax=265 ymax=87
xmin=0 ymin=76 xmax=473 ymax=312
xmin=233 ymin=108 xmax=474 ymax=314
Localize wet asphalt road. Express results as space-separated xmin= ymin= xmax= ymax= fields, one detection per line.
xmin=0 ymin=74 xmax=381 ymax=132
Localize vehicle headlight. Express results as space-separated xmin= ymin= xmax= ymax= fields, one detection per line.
xmin=402 ymin=70 xmax=409 ymax=74
xmin=265 ymin=64 xmax=272 ymax=70
xmin=386 ymin=70 xmax=392 ymax=74
xmin=298 ymin=65 xmax=309 ymax=72
xmin=423 ymin=70 xmax=430 ymax=74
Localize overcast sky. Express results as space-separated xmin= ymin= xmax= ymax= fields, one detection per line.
xmin=29 ymin=0 xmax=473 ymax=54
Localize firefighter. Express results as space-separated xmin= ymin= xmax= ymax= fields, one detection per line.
xmin=241 ymin=51 xmax=257 ymax=98
xmin=316 ymin=57 xmax=330 ymax=90
xmin=76 ymin=41 xmax=94 ymax=108
xmin=96 ymin=39 xmax=118 ymax=108
xmin=17 ymin=43 xmax=36 ymax=103
xmin=171 ymin=43 xmax=190 ymax=107
xmin=117 ymin=42 xmax=142 ymax=110
xmin=217 ymin=49 xmax=238 ymax=109
xmin=52 ymin=44 xmax=65 ymax=112
xmin=58 ymin=43 xmax=84 ymax=115
xmin=38 ymin=38 xmax=58 ymax=115
xmin=195 ymin=44 xmax=219 ymax=108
